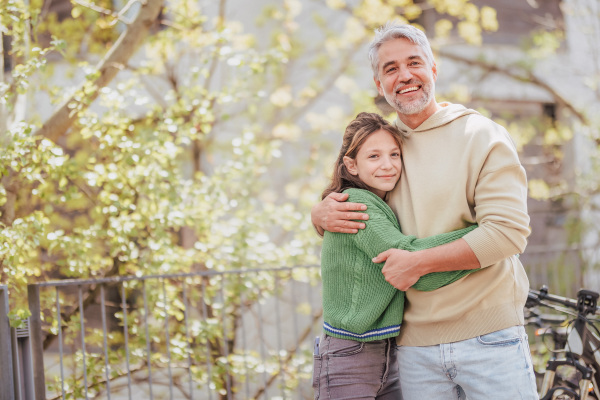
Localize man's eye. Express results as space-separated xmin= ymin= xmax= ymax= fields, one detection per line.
xmin=386 ymin=67 xmax=396 ymax=73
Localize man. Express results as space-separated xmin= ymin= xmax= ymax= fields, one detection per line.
xmin=311 ymin=22 xmax=537 ymax=399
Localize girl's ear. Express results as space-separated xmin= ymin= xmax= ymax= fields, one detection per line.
xmin=343 ymin=156 xmax=358 ymax=176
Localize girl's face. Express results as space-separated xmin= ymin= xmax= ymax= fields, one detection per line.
xmin=343 ymin=129 xmax=402 ymax=199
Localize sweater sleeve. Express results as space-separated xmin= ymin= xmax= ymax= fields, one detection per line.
xmin=461 ymin=123 xmax=531 ymax=268
xmin=346 ymin=189 xmax=477 ymax=291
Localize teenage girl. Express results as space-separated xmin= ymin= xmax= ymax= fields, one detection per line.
xmin=313 ymin=112 xmax=477 ymax=399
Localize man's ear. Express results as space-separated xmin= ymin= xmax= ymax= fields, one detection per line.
xmin=343 ymin=156 xmax=358 ymax=175
xmin=432 ymin=62 xmax=438 ymax=82
xmin=374 ymin=75 xmax=384 ymax=97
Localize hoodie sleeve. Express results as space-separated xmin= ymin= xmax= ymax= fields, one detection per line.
xmin=461 ymin=123 xmax=531 ymax=268
xmin=346 ymin=189 xmax=475 ymax=257
xmin=345 ymin=189 xmax=478 ymax=290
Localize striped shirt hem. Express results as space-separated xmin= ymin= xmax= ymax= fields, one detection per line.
xmin=323 ymin=322 xmax=401 ymax=339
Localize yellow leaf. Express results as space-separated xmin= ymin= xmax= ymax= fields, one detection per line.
xmin=435 ymin=19 xmax=453 ymax=39
xmin=404 ymin=4 xmax=422 ymax=21
xmin=458 ymin=21 xmax=481 ymax=45
xmin=269 ymin=86 xmax=292 ymax=107
xmin=481 ymin=7 xmax=499 ymax=32
xmin=272 ymin=123 xmax=301 ymax=141
xmin=528 ymin=179 xmax=550 ymax=200
xmin=71 ymin=6 xmax=82 ymax=18
xmin=327 ymin=0 xmax=346 ymax=10
xmin=463 ymin=3 xmax=479 ymax=22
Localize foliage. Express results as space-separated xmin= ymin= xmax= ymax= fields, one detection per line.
xmin=0 ymin=0 xmax=499 ymax=297
xmin=8 ymin=0 xmax=595 ymax=396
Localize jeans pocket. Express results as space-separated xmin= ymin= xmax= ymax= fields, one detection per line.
xmin=312 ymin=355 xmax=321 ymax=391
xmin=477 ymin=326 xmax=521 ymax=346
xmin=325 ymin=336 xmax=365 ymax=357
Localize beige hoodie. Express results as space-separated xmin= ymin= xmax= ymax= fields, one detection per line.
xmin=390 ymin=102 xmax=531 ymax=346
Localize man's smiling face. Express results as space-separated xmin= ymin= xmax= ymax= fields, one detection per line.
xmin=374 ymin=38 xmax=438 ymax=124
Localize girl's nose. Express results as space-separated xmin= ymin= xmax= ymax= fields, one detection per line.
xmin=381 ymin=157 xmax=393 ymax=169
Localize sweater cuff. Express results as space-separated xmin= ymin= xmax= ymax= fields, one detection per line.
xmin=462 ymin=229 xmax=507 ymax=268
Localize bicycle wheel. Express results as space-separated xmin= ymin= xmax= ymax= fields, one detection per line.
xmin=553 ymin=369 xmax=599 ymax=400
xmin=545 ymin=383 xmax=599 ymax=400
xmin=543 ymin=386 xmax=578 ymax=400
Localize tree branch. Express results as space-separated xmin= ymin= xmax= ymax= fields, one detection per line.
xmin=436 ymin=49 xmax=589 ymax=125
xmin=34 ymin=0 xmax=165 ymax=143
xmin=71 ymin=0 xmax=134 ymax=25
xmin=0 ymin=0 xmax=164 ymax=233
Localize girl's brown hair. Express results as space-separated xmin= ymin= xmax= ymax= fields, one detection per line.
xmin=321 ymin=112 xmax=406 ymax=200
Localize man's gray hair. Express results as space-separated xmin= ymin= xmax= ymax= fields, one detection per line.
xmin=368 ymin=22 xmax=435 ymax=78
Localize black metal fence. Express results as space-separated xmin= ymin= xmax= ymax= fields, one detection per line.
xmin=4 ymin=258 xmax=595 ymax=400
xmin=1 ymin=284 xmax=17 ymax=400
xmin=1 ymin=266 xmax=322 ymax=400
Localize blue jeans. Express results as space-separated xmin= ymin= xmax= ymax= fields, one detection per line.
xmin=397 ymin=325 xmax=538 ymax=400
xmin=313 ymin=335 xmax=402 ymax=399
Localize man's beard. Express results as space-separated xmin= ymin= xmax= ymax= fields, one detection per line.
xmin=385 ymin=80 xmax=434 ymax=116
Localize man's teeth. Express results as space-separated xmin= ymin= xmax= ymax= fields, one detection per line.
xmin=398 ymin=86 xmax=419 ymax=94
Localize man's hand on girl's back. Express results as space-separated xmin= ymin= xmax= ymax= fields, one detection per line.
xmin=311 ymin=192 xmax=369 ymax=235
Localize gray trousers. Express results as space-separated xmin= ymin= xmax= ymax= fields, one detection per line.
xmin=313 ymin=334 xmax=402 ymax=399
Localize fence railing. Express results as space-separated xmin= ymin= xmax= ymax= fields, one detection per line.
xmin=522 ymin=246 xmax=600 ymax=297
xmin=7 ymin=258 xmax=591 ymax=400
xmin=1 ymin=284 xmax=16 ymax=400
xmin=2 ymin=265 xmax=323 ymax=400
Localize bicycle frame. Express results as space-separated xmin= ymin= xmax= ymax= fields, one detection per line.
xmin=532 ymin=288 xmax=600 ymax=400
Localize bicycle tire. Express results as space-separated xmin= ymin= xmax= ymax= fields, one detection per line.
xmin=542 ymin=385 xmax=578 ymax=400
xmin=545 ymin=382 xmax=599 ymax=400
xmin=554 ymin=369 xmax=599 ymax=400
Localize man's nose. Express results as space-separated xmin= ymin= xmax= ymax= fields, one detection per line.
xmin=397 ymin=66 xmax=413 ymax=82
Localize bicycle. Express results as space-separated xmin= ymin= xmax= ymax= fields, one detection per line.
xmin=526 ymin=285 xmax=600 ymax=400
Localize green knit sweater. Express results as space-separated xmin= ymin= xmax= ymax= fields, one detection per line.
xmin=320 ymin=188 xmax=477 ymax=342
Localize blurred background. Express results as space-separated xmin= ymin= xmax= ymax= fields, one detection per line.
xmin=1 ymin=0 xmax=600 ymax=398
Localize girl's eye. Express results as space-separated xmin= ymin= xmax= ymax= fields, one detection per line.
xmin=392 ymin=152 xmax=400 ymax=157
xmin=368 ymin=154 xmax=379 ymax=159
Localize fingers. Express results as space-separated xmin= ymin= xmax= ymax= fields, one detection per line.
xmin=320 ymin=197 xmax=368 ymax=232
xmin=342 ymin=207 xmax=369 ymax=219
xmin=338 ymin=202 xmax=368 ymax=213
xmin=382 ymin=269 xmax=414 ymax=291
xmin=382 ymin=271 xmax=406 ymax=290
xmin=325 ymin=192 xmax=368 ymax=212
xmin=325 ymin=218 xmax=366 ymax=233
xmin=394 ymin=278 xmax=418 ymax=292
xmin=372 ymin=249 xmax=391 ymax=263
xmin=326 ymin=192 xmax=350 ymax=201
xmin=335 ymin=210 xmax=368 ymax=221
xmin=335 ymin=228 xmax=359 ymax=234
xmin=312 ymin=192 xmax=369 ymax=234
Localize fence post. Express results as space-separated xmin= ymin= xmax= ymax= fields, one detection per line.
xmin=27 ymin=284 xmax=46 ymax=400
xmin=0 ymin=285 xmax=16 ymax=400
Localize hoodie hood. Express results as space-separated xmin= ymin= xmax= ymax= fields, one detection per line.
xmin=393 ymin=102 xmax=480 ymax=134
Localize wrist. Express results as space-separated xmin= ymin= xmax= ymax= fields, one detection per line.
xmin=411 ymin=249 xmax=434 ymax=275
